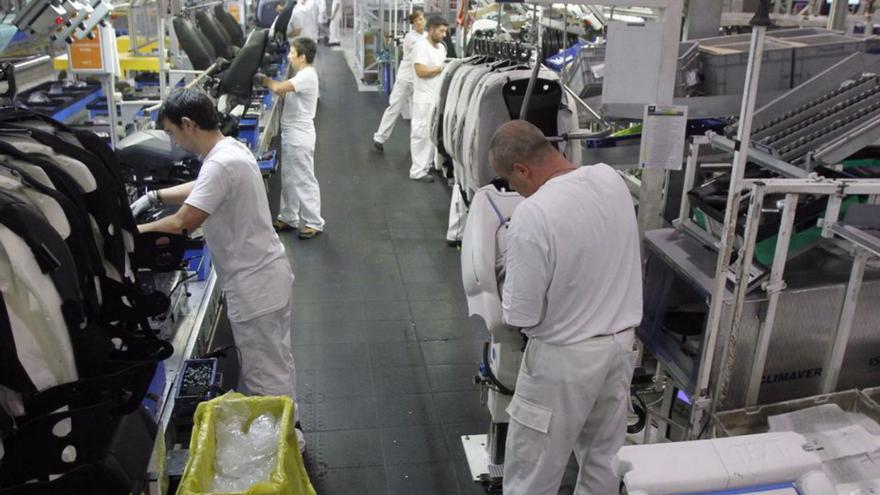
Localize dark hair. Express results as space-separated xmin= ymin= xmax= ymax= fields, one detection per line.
xmin=408 ymin=11 xmax=424 ymax=23
xmin=426 ymin=16 xmax=448 ymax=30
xmin=292 ymin=37 xmax=317 ymax=64
xmin=157 ymin=88 xmax=220 ymax=130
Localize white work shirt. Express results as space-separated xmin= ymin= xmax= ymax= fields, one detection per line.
xmin=281 ymin=66 xmax=319 ymax=130
xmin=502 ymin=164 xmax=643 ymax=345
xmin=185 ymin=137 xmax=294 ymax=322
xmin=330 ymin=0 xmax=341 ymax=19
xmin=397 ymin=30 xmax=427 ymax=83
xmin=411 ymin=38 xmax=446 ymax=104
xmin=288 ymin=1 xmax=319 ymax=40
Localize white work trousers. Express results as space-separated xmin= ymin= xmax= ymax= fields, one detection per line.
xmin=231 ymin=289 xmax=297 ymax=405
xmin=329 ymin=15 xmax=341 ymax=44
xmin=279 ymin=126 xmax=325 ymax=230
xmin=503 ymin=330 xmax=636 ymax=495
xmin=373 ymin=77 xmax=413 ymax=144
xmin=446 ymin=183 xmax=467 ymax=242
xmin=409 ymin=101 xmax=435 ymax=179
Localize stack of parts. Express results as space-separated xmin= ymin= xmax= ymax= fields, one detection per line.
xmin=768 ymin=404 xmax=880 ymax=494
xmin=431 ymin=54 xmax=580 ymax=200
xmin=0 ymin=109 xmax=178 ymax=493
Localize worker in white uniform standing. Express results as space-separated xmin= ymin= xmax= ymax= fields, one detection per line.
xmin=371 ymin=11 xmax=426 ymax=152
xmin=488 ymin=120 xmax=643 ymax=495
xmin=257 ymin=37 xmax=324 ymax=239
xmin=408 ymin=15 xmax=447 ymax=182
xmin=287 ymin=0 xmax=319 ymax=40
xmin=134 ymin=88 xmax=300 ymax=432
xmin=328 ymin=0 xmax=341 ymax=45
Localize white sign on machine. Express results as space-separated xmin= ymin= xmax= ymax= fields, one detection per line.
xmin=639 ymin=104 xmax=688 ymax=170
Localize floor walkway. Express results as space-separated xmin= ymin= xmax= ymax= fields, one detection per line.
xmin=270 ymin=46 xmax=490 ymax=495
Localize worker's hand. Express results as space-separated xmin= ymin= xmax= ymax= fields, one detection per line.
xmin=130 ymin=190 xmax=162 ymax=218
xmin=254 ymin=72 xmax=270 ymax=86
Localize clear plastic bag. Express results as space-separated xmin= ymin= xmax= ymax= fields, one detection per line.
xmin=177 ymin=392 xmax=315 ymax=495
xmin=212 ymin=401 xmax=280 ymax=492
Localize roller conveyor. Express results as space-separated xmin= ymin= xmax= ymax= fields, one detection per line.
xmin=734 ymin=53 xmax=880 ymax=169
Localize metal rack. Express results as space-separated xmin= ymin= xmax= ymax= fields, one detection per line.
xmin=642 ymin=20 xmax=880 ymax=440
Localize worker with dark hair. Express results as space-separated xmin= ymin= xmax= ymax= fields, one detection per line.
xmin=409 ymin=15 xmax=447 ymax=182
xmin=134 ymin=87 xmax=303 ymax=449
xmin=371 ymin=10 xmax=426 ymax=151
xmin=257 ymin=37 xmax=324 ymax=239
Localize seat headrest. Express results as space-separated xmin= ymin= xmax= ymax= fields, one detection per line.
xmin=214 ymin=5 xmax=245 ymax=47
xmin=195 ymin=11 xmax=236 ymax=60
xmin=172 ymin=17 xmax=214 ymax=70
xmin=219 ymin=28 xmax=269 ymax=102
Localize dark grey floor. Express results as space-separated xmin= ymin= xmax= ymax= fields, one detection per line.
xmin=269 ymin=46 xmax=491 ymax=495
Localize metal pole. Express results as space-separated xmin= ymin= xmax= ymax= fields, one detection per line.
xmin=821 ymin=248 xmax=869 ymax=393
xmin=158 ymin=0 xmax=167 ymax=98
xmin=519 ymin=49 xmax=541 ymax=121
xmin=676 ymin=136 xmax=708 ymax=227
xmin=744 ymin=192 xmax=799 ymax=407
xmin=562 ymin=81 xmax=607 ymax=127
xmin=712 ymin=183 xmax=766 ymax=413
xmin=636 ymin=0 xmax=682 ymax=234
xmin=104 ymin=74 xmax=120 ymax=148
xmin=563 ymin=3 xmax=568 ymax=48
xmin=828 ymin=0 xmax=849 ymax=31
xmin=694 ymin=17 xmax=768 ymax=421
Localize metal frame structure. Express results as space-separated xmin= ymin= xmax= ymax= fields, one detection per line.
xmin=520 ymin=0 xmax=683 ymax=233
xmin=647 ymin=137 xmax=880 ymax=442
xmin=634 ymin=1 xmax=880 ymax=440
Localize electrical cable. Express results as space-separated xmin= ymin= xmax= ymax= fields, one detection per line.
xmin=168 ymin=271 xmax=198 ymax=297
xmin=627 ymin=393 xmax=648 ymax=434
xmin=481 ymin=341 xmax=515 ymax=396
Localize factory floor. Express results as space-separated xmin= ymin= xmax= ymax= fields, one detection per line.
xmin=267 ymin=46 xmax=491 ymax=494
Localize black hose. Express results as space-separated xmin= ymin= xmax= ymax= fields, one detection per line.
xmin=627 ymin=393 xmax=647 ymax=434
xmin=481 ymin=341 xmax=515 ymax=396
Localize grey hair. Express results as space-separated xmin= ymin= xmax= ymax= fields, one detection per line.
xmin=488 ymin=120 xmax=552 ymax=173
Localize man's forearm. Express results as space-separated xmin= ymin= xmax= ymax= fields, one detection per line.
xmin=157 ymin=181 xmax=195 ymax=206
xmin=139 ymin=204 xmax=209 ymax=235
xmin=139 ymin=212 xmax=187 ymax=234
xmin=415 ymin=65 xmax=443 ymax=78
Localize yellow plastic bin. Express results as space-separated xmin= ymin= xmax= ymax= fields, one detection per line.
xmin=177 ymin=393 xmax=316 ymax=495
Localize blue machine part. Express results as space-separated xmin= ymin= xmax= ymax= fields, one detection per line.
xmin=257 ymin=149 xmax=277 ymax=174
xmin=677 ymin=389 xmax=692 ymax=405
xmin=383 ymin=59 xmax=393 ymax=97
xmin=52 ymin=88 xmax=103 ymax=123
xmin=238 ymin=118 xmax=260 ymax=149
xmin=545 ymin=41 xmax=587 ymax=72
xmin=185 ymin=246 xmax=212 ymax=281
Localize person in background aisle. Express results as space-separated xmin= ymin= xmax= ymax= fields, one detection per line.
xmin=409 ymin=15 xmax=447 ymax=183
xmin=256 ymin=37 xmax=324 ymax=239
xmin=317 ymin=0 xmax=328 ymax=43
xmin=489 ymin=120 xmax=643 ymax=495
xmin=287 ymin=0 xmax=319 ymax=40
xmin=328 ymin=0 xmax=341 ymax=45
xmin=134 ymin=88 xmax=302 ymax=448
xmin=371 ymin=11 xmax=426 ymax=152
